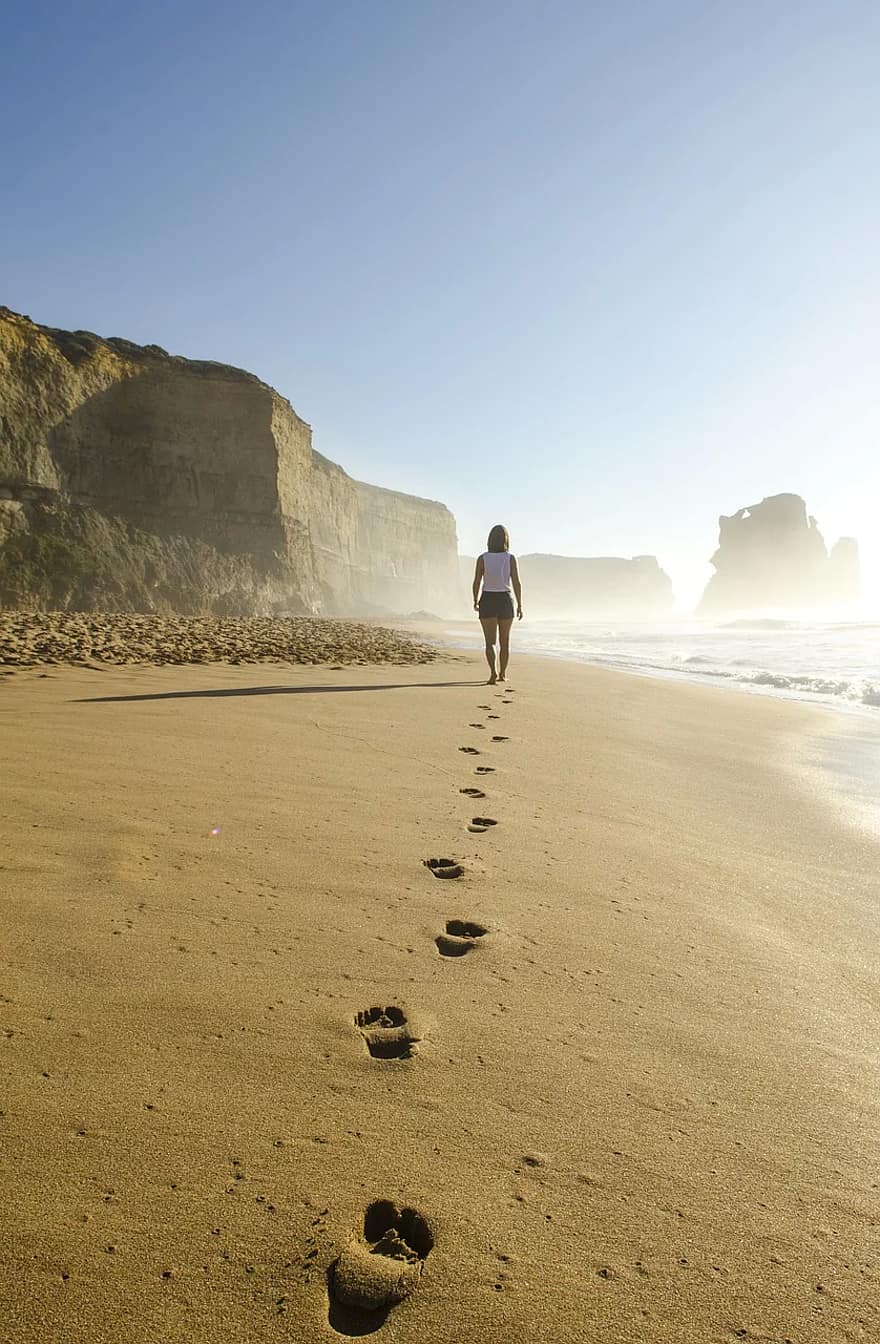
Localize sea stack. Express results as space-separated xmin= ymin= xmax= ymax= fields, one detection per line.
xmin=698 ymin=493 xmax=860 ymax=613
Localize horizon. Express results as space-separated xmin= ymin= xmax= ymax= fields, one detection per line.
xmin=3 ymin=1 xmax=879 ymax=611
xmin=2 ymin=297 xmax=870 ymax=617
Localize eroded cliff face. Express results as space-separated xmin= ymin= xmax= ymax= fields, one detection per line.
xmin=519 ymin=554 xmax=673 ymax=616
xmin=698 ymin=494 xmax=860 ymax=613
xmin=0 ymin=308 xmax=460 ymax=615
xmin=460 ymin=552 xmax=673 ymax=616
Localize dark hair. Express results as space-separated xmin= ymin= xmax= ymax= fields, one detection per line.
xmin=487 ymin=524 xmax=509 ymax=553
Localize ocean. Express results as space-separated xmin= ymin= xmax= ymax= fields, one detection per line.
xmin=442 ymin=616 xmax=880 ymax=717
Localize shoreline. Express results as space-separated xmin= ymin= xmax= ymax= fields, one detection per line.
xmin=403 ymin=620 xmax=880 ymax=843
xmin=402 ymin=616 xmax=880 ymax=721
xmin=2 ymin=651 xmax=878 ymax=1341
xmin=803 ymin=715 xmax=880 ymax=842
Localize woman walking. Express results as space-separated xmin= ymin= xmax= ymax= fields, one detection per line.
xmin=472 ymin=524 xmax=523 ymax=684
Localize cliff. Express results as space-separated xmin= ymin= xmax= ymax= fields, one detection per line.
xmin=698 ymin=494 xmax=860 ymax=614
xmin=0 ymin=308 xmax=461 ymax=616
xmin=519 ymin=554 xmax=673 ymax=617
xmin=461 ymin=552 xmax=674 ymax=617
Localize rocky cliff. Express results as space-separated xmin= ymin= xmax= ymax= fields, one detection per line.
xmin=698 ymin=494 xmax=860 ymax=614
xmin=519 ymin=554 xmax=673 ymax=617
xmin=0 ymin=308 xmax=461 ymax=616
xmin=461 ymin=552 xmax=674 ymax=616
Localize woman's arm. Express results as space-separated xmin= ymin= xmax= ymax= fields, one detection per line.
xmin=510 ymin=555 xmax=523 ymax=619
xmin=472 ymin=555 xmax=484 ymax=611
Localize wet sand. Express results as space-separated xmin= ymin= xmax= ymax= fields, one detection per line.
xmin=1 ymin=652 xmax=878 ymax=1343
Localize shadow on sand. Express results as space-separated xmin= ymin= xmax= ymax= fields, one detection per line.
xmin=73 ymin=680 xmax=482 ymax=704
xmin=325 ymin=1267 xmax=390 ymax=1337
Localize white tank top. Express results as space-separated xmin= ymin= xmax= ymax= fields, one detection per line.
xmin=482 ymin=551 xmax=512 ymax=592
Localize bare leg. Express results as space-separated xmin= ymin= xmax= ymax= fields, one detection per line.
xmin=479 ymin=616 xmax=499 ymax=682
xmin=498 ymin=618 xmax=513 ymax=680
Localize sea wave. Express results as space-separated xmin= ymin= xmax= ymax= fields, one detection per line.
xmin=703 ymin=669 xmax=880 ymax=705
xmin=583 ymin=655 xmax=880 ymax=704
xmin=722 ymin=618 xmax=799 ymax=630
xmin=452 ymin=617 xmax=880 ymax=716
xmin=745 ymin=671 xmax=852 ymax=695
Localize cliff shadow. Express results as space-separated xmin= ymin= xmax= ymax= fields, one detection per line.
xmin=74 ymin=679 xmax=483 ymax=704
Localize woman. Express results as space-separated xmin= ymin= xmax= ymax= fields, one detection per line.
xmin=472 ymin=524 xmax=523 ymax=684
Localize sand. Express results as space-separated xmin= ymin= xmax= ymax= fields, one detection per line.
xmin=1 ymin=646 xmax=878 ymax=1343
xmin=0 ymin=610 xmax=441 ymax=670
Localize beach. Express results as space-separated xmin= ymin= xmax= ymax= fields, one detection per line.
xmin=1 ymin=645 xmax=878 ymax=1343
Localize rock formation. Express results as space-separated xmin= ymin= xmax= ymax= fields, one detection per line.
xmin=519 ymin=554 xmax=673 ymax=617
xmin=698 ymin=494 xmax=860 ymax=614
xmin=0 ymin=308 xmax=461 ymax=616
xmin=827 ymin=536 xmax=861 ymax=604
xmin=460 ymin=552 xmax=673 ymax=617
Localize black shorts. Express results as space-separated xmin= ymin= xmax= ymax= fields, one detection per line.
xmin=478 ymin=591 xmax=514 ymax=620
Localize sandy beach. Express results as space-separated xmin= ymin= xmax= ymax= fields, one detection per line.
xmin=0 ymin=611 xmax=441 ymax=670
xmin=1 ymin=646 xmax=878 ymax=1343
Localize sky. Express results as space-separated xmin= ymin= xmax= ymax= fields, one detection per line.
xmin=3 ymin=0 xmax=879 ymax=610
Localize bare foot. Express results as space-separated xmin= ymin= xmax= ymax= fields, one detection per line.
xmin=487 ymin=673 xmax=497 ymax=684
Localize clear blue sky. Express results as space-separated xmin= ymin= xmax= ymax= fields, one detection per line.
xmin=3 ymin=0 xmax=879 ymax=608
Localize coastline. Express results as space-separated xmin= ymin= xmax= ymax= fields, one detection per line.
xmin=803 ymin=716 xmax=880 ymax=842
xmin=406 ymin=616 xmax=880 ymax=720
xmin=403 ymin=617 xmax=880 ymax=842
xmin=2 ymin=651 xmax=878 ymax=1342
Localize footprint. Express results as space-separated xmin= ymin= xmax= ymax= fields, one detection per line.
xmin=491 ymin=736 xmax=509 ymax=742
xmin=424 ymin=858 xmax=464 ymax=879
xmin=435 ymin=919 xmax=488 ymax=956
xmin=501 ymin=699 xmax=512 ymax=704
xmin=477 ymin=704 xmax=491 ymax=710
xmin=467 ymin=816 xmax=498 ymax=833
xmin=474 ymin=766 xmax=495 ymax=774
xmin=355 ymin=1007 xmax=418 ymax=1060
xmin=459 ymin=787 xmax=486 ymax=798
xmin=468 ymin=723 xmax=486 ymax=729
xmin=487 ymin=714 xmax=500 ymax=719
xmin=330 ymin=1200 xmax=434 ymax=1318
xmin=459 ymin=746 xmax=480 ymax=755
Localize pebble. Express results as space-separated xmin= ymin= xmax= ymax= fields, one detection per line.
xmin=0 ymin=612 xmax=439 ymax=670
